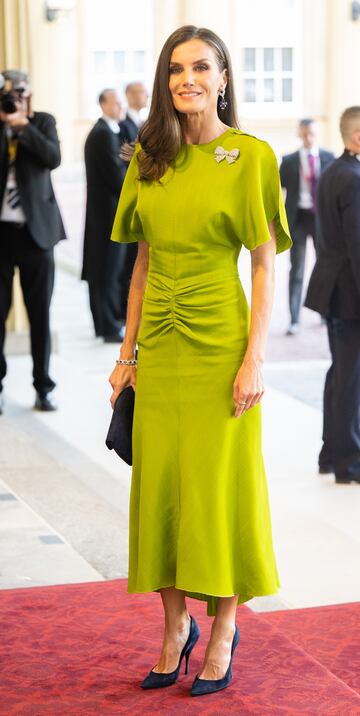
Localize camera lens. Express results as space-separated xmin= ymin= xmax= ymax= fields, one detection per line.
xmin=0 ymin=95 xmax=17 ymax=113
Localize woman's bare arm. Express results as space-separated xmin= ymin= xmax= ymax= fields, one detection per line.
xmin=108 ymin=241 xmax=149 ymax=408
xmin=233 ymin=222 xmax=276 ymax=418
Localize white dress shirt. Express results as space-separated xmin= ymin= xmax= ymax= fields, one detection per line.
xmin=102 ymin=114 xmax=120 ymax=134
xmin=126 ymin=107 xmax=143 ymax=129
xmin=298 ymin=146 xmax=320 ymax=210
xmin=0 ymin=126 xmax=26 ymax=223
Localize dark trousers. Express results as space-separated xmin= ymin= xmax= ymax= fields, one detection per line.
xmin=289 ymin=209 xmax=316 ymax=324
xmin=0 ymin=222 xmax=55 ymax=397
xmin=319 ymin=318 xmax=360 ymax=479
xmin=88 ymin=242 xmax=137 ymax=338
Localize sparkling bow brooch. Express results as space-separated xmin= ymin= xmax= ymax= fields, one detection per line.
xmin=214 ymin=146 xmax=240 ymax=164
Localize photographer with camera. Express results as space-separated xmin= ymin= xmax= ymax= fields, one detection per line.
xmin=0 ymin=69 xmax=66 ymax=414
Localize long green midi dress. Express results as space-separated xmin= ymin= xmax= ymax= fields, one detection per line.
xmin=111 ymin=128 xmax=292 ymax=615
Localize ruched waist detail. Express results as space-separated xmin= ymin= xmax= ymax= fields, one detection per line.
xmin=139 ymin=268 xmax=250 ymax=355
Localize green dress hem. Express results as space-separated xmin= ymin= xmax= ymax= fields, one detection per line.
xmin=128 ymin=581 xmax=281 ymax=617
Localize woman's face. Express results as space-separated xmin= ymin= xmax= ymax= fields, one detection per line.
xmin=168 ymin=39 xmax=227 ymax=116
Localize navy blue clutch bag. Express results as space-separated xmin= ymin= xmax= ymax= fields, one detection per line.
xmin=105 ymin=386 xmax=135 ymax=465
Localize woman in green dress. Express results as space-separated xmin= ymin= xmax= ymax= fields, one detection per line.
xmin=109 ymin=25 xmax=291 ymax=697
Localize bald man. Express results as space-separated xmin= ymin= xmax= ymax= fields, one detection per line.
xmin=305 ymin=106 xmax=360 ymax=484
xmin=82 ymin=89 xmax=126 ymax=342
xmin=119 ymin=81 xmax=148 ymax=144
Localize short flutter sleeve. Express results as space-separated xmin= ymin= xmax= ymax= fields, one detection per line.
xmin=110 ymin=144 xmax=145 ymax=244
xmin=241 ymin=140 xmax=292 ymax=254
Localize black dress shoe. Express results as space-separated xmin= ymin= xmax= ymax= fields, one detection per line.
xmin=319 ymin=465 xmax=334 ymax=474
xmin=103 ymin=334 xmax=122 ymax=343
xmin=34 ymin=393 xmax=57 ymax=412
xmin=335 ymin=475 xmax=360 ymax=484
xmin=0 ymin=394 xmax=3 ymax=415
xmin=103 ymin=322 xmax=126 ymax=343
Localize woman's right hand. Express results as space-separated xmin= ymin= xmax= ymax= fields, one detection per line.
xmin=108 ymin=364 xmax=136 ymax=410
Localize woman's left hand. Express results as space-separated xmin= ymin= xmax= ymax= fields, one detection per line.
xmin=233 ymin=359 xmax=265 ymax=418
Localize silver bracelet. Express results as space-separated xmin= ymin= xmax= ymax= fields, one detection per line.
xmin=115 ymin=358 xmax=137 ymax=366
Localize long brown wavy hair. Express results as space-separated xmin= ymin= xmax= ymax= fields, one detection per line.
xmin=137 ymin=25 xmax=239 ymax=181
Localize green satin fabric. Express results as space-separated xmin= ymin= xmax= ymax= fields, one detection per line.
xmin=111 ymin=128 xmax=292 ymax=615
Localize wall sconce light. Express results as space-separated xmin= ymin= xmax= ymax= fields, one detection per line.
xmin=45 ymin=0 xmax=75 ymax=23
xmin=351 ymin=1 xmax=360 ymax=21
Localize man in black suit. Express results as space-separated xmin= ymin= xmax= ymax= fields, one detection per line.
xmin=82 ymin=89 xmax=126 ymax=342
xmin=280 ymin=119 xmax=334 ymax=334
xmin=305 ymin=106 xmax=360 ymax=484
xmin=0 ymin=70 xmax=66 ymax=414
xmin=116 ymin=82 xmax=148 ymax=318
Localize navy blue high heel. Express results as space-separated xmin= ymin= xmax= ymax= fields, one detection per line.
xmin=191 ymin=625 xmax=240 ymax=696
xmin=141 ymin=615 xmax=200 ymax=689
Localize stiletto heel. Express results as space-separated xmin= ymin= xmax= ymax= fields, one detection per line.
xmin=141 ymin=615 xmax=200 ymax=689
xmin=191 ymin=624 xmax=240 ymax=697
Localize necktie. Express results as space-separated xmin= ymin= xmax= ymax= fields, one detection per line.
xmin=308 ymin=153 xmax=317 ymax=211
xmin=4 ymin=135 xmax=21 ymax=210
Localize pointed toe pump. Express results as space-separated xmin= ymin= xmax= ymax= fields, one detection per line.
xmin=191 ymin=624 xmax=240 ymax=697
xmin=141 ymin=615 xmax=200 ymax=690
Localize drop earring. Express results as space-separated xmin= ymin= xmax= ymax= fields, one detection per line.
xmin=219 ymin=88 xmax=228 ymax=110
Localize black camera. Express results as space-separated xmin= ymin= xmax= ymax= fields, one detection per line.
xmin=0 ymin=73 xmax=26 ymax=114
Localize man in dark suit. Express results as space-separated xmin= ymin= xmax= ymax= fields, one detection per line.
xmin=116 ymin=82 xmax=148 ymax=317
xmin=305 ymin=106 xmax=360 ymax=484
xmin=82 ymin=89 xmax=126 ymax=342
xmin=0 ymin=69 xmax=66 ymax=414
xmin=280 ymin=119 xmax=334 ymax=334
xmin=119 ymin=81 xmax=148 ymax=145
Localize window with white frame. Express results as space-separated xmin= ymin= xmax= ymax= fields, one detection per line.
xmin=92 ymin=49 xmax=147 ymax=90
xmin=242 ymin=47 xmax=294 ymax=104
xmin=85 ymin=0 xmax=153 ymax=118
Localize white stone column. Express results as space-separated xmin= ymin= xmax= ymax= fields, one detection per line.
xmin=0 ymin=0 xmax=31 ymax=69
xmin=152 ymin=0 xmax=238 ymax=69
xmin=153 ymin=0 xmax=181 ymax=56
xmin=1 ymin=0 xmax=31 ymax=338
xmin=25 ymin=0 xmax=80 ymax=163
xmin=325 ymin=0 xmax=360 ymax=154
xmin=302 ymin=0 xmax=328 ymax=142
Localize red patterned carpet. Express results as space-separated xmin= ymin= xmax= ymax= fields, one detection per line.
xmin=0 ymin=579 xmax=360 ymax=715
xmin=262 ymin=602 xmax=360 ymax=696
